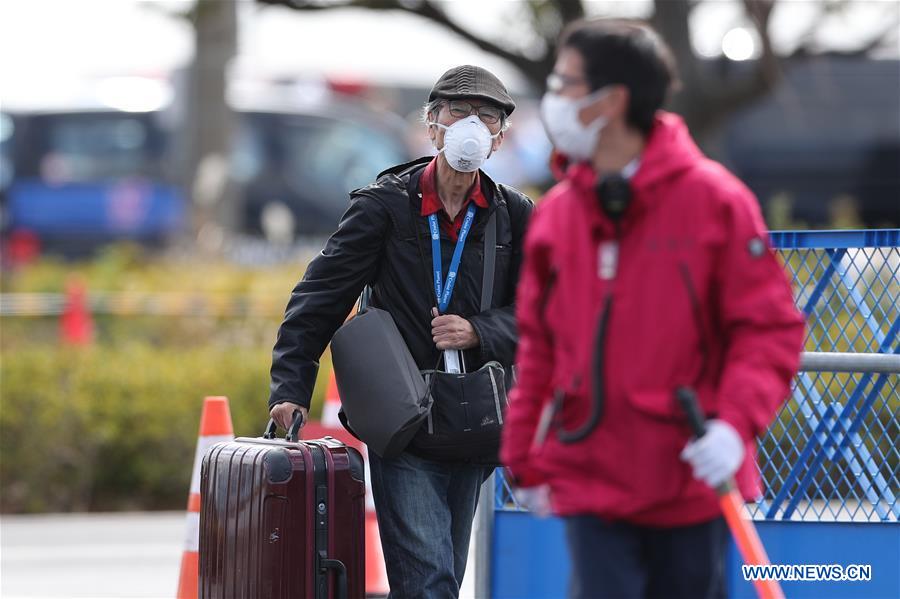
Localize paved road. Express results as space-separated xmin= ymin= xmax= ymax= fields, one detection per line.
xmin=1 ymin=512 xmax=185 ymax=598
xmin=1 ymin=511 xmax=480 ymax=598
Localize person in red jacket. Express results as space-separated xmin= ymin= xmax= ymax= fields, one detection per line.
xmin=500 ymin=19 xmax=805 ymax=599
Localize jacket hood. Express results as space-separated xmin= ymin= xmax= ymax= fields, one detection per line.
xmin=376 ymin=156 xmax=432 ymax=181
xmin=561 ymin=111 xmax=704 ymax=194
xmin=632 ymin=112 xmax=703 ymax=191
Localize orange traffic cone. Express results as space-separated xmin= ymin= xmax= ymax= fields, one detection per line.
xmin=366 ymin=512 xmax=390 ymax=595
xmin=176 ymin=396 xmax=234 ymax=599
xmin=60 ymin=277 xmax=93 ymax=346
xmin=322 ymin=369 xmax=342 ymax=428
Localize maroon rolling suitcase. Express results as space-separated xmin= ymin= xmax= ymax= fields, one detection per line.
xmin=198 ymin=416 xmax=366 ymax=599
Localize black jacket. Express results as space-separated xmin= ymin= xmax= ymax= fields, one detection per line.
xmin=269 ymin=157 xmax=534 ymax=410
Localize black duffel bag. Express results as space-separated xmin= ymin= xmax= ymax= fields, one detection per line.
xmin=411 ymin=360 xmax=508 ymax=462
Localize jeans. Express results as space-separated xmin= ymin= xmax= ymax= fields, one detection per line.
xmin=564 ymin=515 xmax=729 ymax=599
xmin=368 ymin=450 xmax=493 ymax=599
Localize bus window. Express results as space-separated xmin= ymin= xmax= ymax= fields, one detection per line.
xmin=16 ymin=112 xmax=166 ymax=184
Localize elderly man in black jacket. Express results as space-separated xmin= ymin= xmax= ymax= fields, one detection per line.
xmin=268 ymin=65 xmax=532 ymax=598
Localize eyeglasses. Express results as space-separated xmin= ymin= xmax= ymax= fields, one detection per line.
xmin=442 ymin=100 xmax=503 ymax=125
xmin=546 ymin=72 xmax=588 ymax=93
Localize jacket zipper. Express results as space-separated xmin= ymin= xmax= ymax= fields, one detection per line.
xmin=556 ymin=225 xmax=621 ymax=444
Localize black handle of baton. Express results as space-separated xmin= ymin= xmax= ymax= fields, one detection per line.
xmin=675 ymin=387 xmax=707 ymax=438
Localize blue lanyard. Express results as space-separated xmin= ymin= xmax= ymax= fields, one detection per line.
xmin=430 ymin=203 xmax=477 ymax=314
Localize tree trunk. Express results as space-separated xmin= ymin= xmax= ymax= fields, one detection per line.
xmin=185 ymin=0 xmax=239 ymax=243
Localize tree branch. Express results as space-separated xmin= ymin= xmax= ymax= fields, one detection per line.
xmin=853 ymin=15 xmax=900 ymax=55
xmin=702 ymin=0 xmax=779 ymax=110
xmin=256 ymin=0 xmax=895 ymax=144
xmin=790 ymin=3 xmax=900 ymax=57
xmin=259 ymin=0 xmax=549 ymax=86
xmin=646 ymin=0 xmax=779 ymax=140
xmin=651 ymin=0 xmax=696 ymax=85
xmin=412 ymin=0 xmax=549 ymax=82
xmin=555 ymin=0 xmax=585 ymax=25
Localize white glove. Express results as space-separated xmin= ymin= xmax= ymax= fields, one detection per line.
xmin=680 ymin=419 xmax=745 ymax=489
xmin=513 ymin=484 xmax=552 ymax=517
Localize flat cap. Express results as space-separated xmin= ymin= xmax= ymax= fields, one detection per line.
xmin=429 ymin=65 xmax=516 ymax=116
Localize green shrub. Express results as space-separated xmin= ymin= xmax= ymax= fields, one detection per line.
xmin=1 ymin=244 xmax=307 ymax=297
xmin=0 ymin=248 xmax=343 ymax=514
xmin=0 ymin=344 xmax=332 ymax=513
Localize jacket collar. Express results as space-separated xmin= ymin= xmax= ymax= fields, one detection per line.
xmin=559 ymin=112 xmax=704 ymax=231
xmin=419 ymin=156 xmax=489 ymax=217
xmin=375 ymin=155 xmax=504 ymax=212
xmin=562 ymin=112 xmax=701 ymax=187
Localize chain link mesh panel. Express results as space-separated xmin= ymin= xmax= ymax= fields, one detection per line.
xmin=753 ymin=232 xmax=898 ymax=522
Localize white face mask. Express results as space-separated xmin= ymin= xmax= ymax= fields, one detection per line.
xmin=540 ymin=88 xmax=609 ymax=162
xmin=430 ymin=115 xmax=500 ymax=173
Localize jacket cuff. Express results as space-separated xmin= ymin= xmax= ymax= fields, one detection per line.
xmin=504 ymin=461 xmax=547 ymax=488
xmin=509 ymin=468 xmax=546 ymax=489
xmin=466 ymin=316 xmax=488 ymax=362
xmin=268 ymin=397 xmax=311 ymax=411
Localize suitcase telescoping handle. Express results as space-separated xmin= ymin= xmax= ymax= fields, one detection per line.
xmin=263 ymin=410 xmax=304 ymax=442
xmin=320 ymin=553 xmax=348 ymax=599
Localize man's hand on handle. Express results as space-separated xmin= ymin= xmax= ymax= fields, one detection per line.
xmin=270 ymin=402 xmax=309 ymax=432
xmin=680 ymin=419 xmax=744 ymax=489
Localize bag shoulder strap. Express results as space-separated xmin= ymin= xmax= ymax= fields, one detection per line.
xmin=358 ymin=286 xmax=371 ymax=312
xmin=481 ymin=210 xmax=497 ymax=311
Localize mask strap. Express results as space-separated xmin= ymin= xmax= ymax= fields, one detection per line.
xmin=428 ymin=118 xmax=499 ymax=136
xmin=427 ymin=121 xmax=447 ymax=152
xmin=575 ymin=87 xmax=611 ymax=134
xmin=579 ymin=86 xmax=612 ymax=109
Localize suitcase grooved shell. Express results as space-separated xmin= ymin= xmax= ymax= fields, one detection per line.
xmin=199 ymin=438 xmax=366 ymax=598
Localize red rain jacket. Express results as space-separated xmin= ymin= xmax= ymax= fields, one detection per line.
xmin=501 ymin=113 xmax=804 ymax=526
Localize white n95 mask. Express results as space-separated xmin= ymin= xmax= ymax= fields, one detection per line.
xmin=540 ymin=89 xmax=609 ymax=162
xmin=430 ymin=116 xmax=499 ymax=173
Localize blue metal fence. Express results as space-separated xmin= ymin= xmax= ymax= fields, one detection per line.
xmin=495 ymin=230 xmax=900 ymax=523
xmin=758 ymin=230 xmax=898 ymax=523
